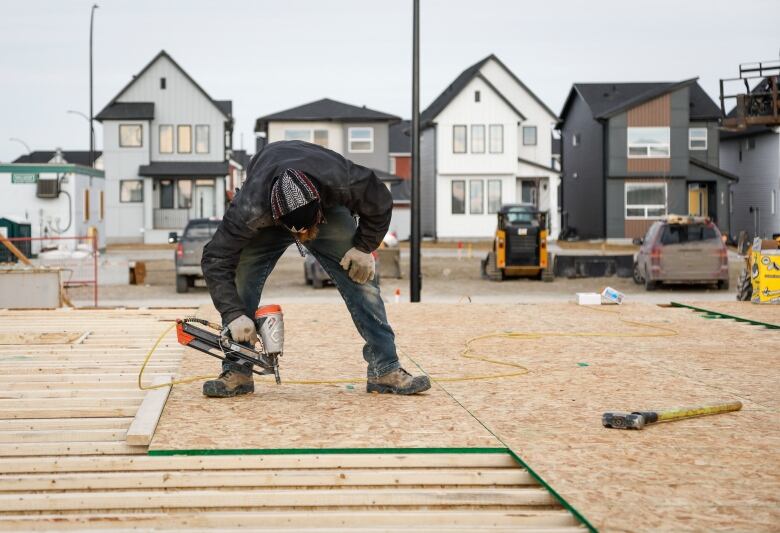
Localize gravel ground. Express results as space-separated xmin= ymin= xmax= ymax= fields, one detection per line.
xmin=70 ymin=251 xmax=743 ymax=307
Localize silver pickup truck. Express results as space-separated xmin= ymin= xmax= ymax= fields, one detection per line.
xmin=169 ymin=218 xmax=220 ymax=293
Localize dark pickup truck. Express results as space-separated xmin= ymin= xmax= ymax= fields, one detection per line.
xmin=169 ymin=218 xmax=220 ymax=293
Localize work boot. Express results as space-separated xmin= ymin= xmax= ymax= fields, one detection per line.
xmin=367 ymin=368 xmax=431 ymax=395
xmin=202 ymin=368 xmax=254 ymax=398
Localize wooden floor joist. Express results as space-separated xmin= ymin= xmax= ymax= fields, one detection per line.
xmin=0 ymin=308 xmax=584 ymax=531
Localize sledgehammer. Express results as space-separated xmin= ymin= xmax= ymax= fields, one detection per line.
xmin=602 ymin=401 xmax=742 ymax=430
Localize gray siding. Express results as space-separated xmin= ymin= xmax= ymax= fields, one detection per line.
xmin=607 ymin=114 xmax=627 ymax=176
xmin=561 ymin=94 xmax=604 ymax=238
xmin=421 ymin=126 xmax=436 ymax=237
xmin=721 ymin=132 xmax=780 ymax=239
xmin=687 ymin=163 xmax=732 ymax=236
xmin=605 ymin=178 xmax=624 ymax=238
xmin=669 ymin=88 xmax=689 ymax=176
xmin=689 ymin=121 xmax=719 ymax=167
xmin=341 ymin=122 xmax=390 ymax=172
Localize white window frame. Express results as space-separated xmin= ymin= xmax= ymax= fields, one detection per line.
xmin=625 ymin=182 xmax=667 ymax=219
xmin=159 ymin=124 xmax=174 ymax=154
xmin=522 ymin=126 xmax=537 ymax=146
xmin=688 ymin=128 xmax=707 ymax=150
xmin=195 ymin=124 xmax=210 ymax=154
xmin=471 ymin=125 xmax=485 ymax=153
xmin=452 ymin=125 xmax=467 ymax=154
xmin=451 ymin=180 xmax=466 ymax=215
xmin=627 ymin=127 xmax=670 ymax=159
xmin=489 ymin=124 xmax=503 ymax=153
xmin=469 ymin=179 xmax=484 ymax=215
xmin=487 ymin=179 xmax=502 ymax=214
xmin=119 ymin=124 xmax=143 ymax=148
xmin=348 ymin=127 xmax=374 ymax=153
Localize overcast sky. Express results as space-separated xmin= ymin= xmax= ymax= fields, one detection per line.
xmin=0 ymin=0 xmax=777 ymax=162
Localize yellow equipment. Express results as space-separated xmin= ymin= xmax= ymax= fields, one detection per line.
xmin=737 ymin=231 xmax=780 ymax=303
xmin=482 ymin=205 xmax=553 ymax=282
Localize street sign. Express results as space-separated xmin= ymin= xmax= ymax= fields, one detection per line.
xmin=12 ymin=173 xmax=38 ymax=184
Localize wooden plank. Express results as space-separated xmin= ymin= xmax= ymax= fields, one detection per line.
xmin=0 ymin=442 xmax=146 ymax=457
xmin=0 ymin=453 xmax=517 ymax=474
xmin=0 ymin=399 xmax=141 ymax=409
xmin=126 ymin=377 xmax=171 ymax=446
xmin=0 ymin=332 xmax=83 ymax=345
xmin=0 ymin=468 xmax=533 ymax=491
xmin=0 ymin=429 xmax=126 ymax=443
xmin=0 ymin=487 xmax=554 ymax=512
xmin=0 ymin=418 xmax=131 ymax=431
xmin=0 ymin=510 xmax=581 ymax=530
xmin=0 ymin=407 xmax=138 ymax=419
xmin=0 ymin=390 xmax=146 ymax=399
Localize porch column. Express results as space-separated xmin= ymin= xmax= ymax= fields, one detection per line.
xmin=143 ymin=177 xmax=154 ymax=242
xmin=548 ymin=174 xmax=560 ymax=240
xmin=215 ymin=176 xmax=225 ymax=218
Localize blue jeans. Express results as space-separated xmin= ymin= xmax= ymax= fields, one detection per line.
xmin=226 ymin=206 xmax=401 ymax=378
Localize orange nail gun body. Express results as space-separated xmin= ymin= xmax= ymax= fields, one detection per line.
xmin=176 ymin=305 xmax=284 ymax=384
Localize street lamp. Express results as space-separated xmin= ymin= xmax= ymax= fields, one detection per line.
xmin=89 ymin=4 xmax=99 ymax=168
xmin=9 ymin=137 xmax=32 ymax=155
xmin=410 ymin=0 xmax=421 ymax=302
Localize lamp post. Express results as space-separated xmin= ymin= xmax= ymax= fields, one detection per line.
xmin=410 ymin=0 xmax=421 ymax=302
xmin=9 ymin=137 xmax=32 ymax=155
xmin=67 ymin=110 xmax=96 ymax=158
xmin=89 ymin=4 xmax=99 ymax=168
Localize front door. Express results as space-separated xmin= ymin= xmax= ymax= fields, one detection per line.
xmin=688 ymin=183 xmax=709 ymax=217
xmin=194 ymin=181 xmax=215 ymax=219
xmin=516 ymin=179 xmax=538 ymax=207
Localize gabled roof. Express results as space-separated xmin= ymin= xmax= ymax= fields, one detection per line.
xmin=389 ymin=120 xmax=411 ymax=153
xmin=13 ymin=150 xmax=102 ymax=167
xmin=518 ymin=156 xmax=560 ymax=175
xmin=95 ymin=102 xmax=154 ymax=121
xmin=421 ymin=54 xmax=555 ymax=126
xmin=96 ymin=50 xmax=231 ymax=122
xmin=255 ymin=98 xmax=399 ymax=132
xmin=560 ymin=79 xmax=721 ymax=122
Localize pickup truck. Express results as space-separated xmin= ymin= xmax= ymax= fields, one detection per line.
xmin=168 ymin=218 xmax=220 ymax=293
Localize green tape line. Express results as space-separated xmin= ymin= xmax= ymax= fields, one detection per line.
xmin=670 ymin=302 xmax=780 ymax=329
xmin=148 ymin=447 xmax=507 ymax=456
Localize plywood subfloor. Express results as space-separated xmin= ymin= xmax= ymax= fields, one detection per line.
xmin=153 ymin=302 xmax=780 ymax=532
xmin=0 ymin=331 xmax=84 ymax=345
xmin=0 ymin=309 xmax=580 ymax=531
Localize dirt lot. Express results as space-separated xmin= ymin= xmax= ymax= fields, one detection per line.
xmin=70 ymin=250 xmax=743 ymax=307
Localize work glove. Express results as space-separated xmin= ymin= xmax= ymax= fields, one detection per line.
xmin=227 ymin=315 xmax=258 ymax=345
xmin=339 ymin=247 xmax=375 ymax=284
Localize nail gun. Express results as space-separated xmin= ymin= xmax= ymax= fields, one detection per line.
xmin=175 ymin=304 xmax=284 ymax=384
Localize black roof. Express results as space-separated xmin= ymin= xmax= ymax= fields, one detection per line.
xmin=138 ymin=161 xmax=229 ymax=177
xmin=230 ymin=149 xmax=253 ymax=168
xmin=561 ymin=79 xmax=721 ymax=122
xmin=13 ymin=150 xmax=103 ymax=166
xmin=517 ymin=156 xmax=560 ymax=174
xmin=421 ymin=54 xmax=556 ymax=126
xmin=389 ymin=120 xmax=411 ymax=153
xmin=390 ymin=179 xmax=411 ymax=203
xmin=95 ymin=102 xmax=154 ymax=121
xmin=96 ymin=50 xmax=231 ymax=122
xmin=689 ymin=157 xmax=739 ymax=181
xmin=255 ymin=98 xmax=399 ymax=132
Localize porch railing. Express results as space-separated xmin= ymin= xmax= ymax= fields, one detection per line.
xmin=153 ymin=208 xmax=190 ymax=229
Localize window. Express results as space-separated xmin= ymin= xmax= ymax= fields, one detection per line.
xmin=177 ymin=125 xmax=192 ymax=153
xmin=451 ymin=180 xmax=466 ymax=214
xmin=120 ymin=180 xmax=143 ymax=203
xmin=521 ymin=181 xmax=537 ymax=206
xmin=469 ymin=180 xmax=484 ymax=215
xmin=660 ymin=223 xmax=718 ymax=245
xmin=83 ymin=189 xmax=90 ymax=222
xmin=625 ymin=182 xmax=667 ymax=219
xmin=522 ymin=126 xmax=537 ymax=146
xmin=627 ymin=127 xmax=670 ymax=158
xmin=178 ymin=180 xmax=192 ymax=209
xmin=348 ymin=127 xmax=373 ymax=152
xmin=184 ymin=220 xmax=220 ymax=239
xmin=284 ymin=129 xmax=328 ymax=147
xmin=474 ymin=90 xmax=481 ymax=102
xmin=389 ymin=157 xmax=396 ymax=175
xmin=688 ymin=128 xmax=707 ymax=150
xmin=572 ymin=133 xmax=580 ymax=147
xmin=159 ymin=125 xmax=173 ymax=154
xmin=313 ymin=130 xmax=328 ymax=147
xmin=99 ymin=191 xmax=104 ymax=220
xmin=452 ymin=125 xmax=467 ymax=153
xmin=488 ymin=180 xmax=502 ymax=213
xmin=159 ymin=180 xmax=175 ymax=209
xmin=471 ymin=125 xmax=485 ymax=153
xmin=489 ymin=124 xmax=503 ymax=153
xmin=160 ymin=77 xmax=166 ymax=89
xmin=119 ymin=124 xmax=142 ymax=147
xmin=195 ymin=125 xmax=209 ymax=154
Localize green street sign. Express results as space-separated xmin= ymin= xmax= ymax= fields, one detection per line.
xmin=12 ymin=173 xmax=38 ymax=184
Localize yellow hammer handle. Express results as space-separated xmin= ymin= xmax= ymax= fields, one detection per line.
xmin=657 ymin=401 xmax=743 ymax=422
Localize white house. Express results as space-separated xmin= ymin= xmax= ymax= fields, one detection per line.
xmin=420 ymin=55 xmax=561 ymax=240
xmin=96 ymin=51 xmax=234 ymax=244
xmin=0 ymin=162 xmax=106 ymax=254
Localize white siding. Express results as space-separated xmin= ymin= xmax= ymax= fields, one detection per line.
xmin=436 ymin=174 xmax=514 ymax=239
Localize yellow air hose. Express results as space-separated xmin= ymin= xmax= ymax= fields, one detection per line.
xmin=137 ymin=305 xmax=678 ymax=390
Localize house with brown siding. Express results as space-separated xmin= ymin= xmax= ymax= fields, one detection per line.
xmin=559 ymin=79 xmax=738 ymax=241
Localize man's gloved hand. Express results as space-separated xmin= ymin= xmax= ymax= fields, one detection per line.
xmin=227 ymin=315 xmax=258 ymax=345
xmin=339 ymin=247 xmax=375 ymax=284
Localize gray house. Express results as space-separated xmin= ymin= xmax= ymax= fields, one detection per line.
xmin=720 ymin=79 xmax=780 ymax=239
xmin=559 ymin=79 xmax=738 ymax=241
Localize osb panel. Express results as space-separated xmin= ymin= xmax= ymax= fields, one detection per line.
xmin=150 ymin=305 xmax=500 ymax=451
xmin=151 ymin=303 xmax=780 ymax=531
xmin=628 ymin=93 xmax=670 ymax=127
xmin=627 ymin=157 xmax=671 ymax=173
xmin=685 ymin=300 xmax=780 ymax=326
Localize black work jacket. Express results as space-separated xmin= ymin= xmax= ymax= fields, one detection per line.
xmin=201 ymin=140 xmax=393 ymax=324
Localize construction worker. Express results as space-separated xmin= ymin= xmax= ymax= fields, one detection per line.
xmin=201 ymin=140 xmax=431 ymax=398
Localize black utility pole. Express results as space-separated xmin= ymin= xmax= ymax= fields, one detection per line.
xmin=410 ymin=0 xmax=422 ymax=302
xmin=89 ymin=4 xmax=99 ymax=167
